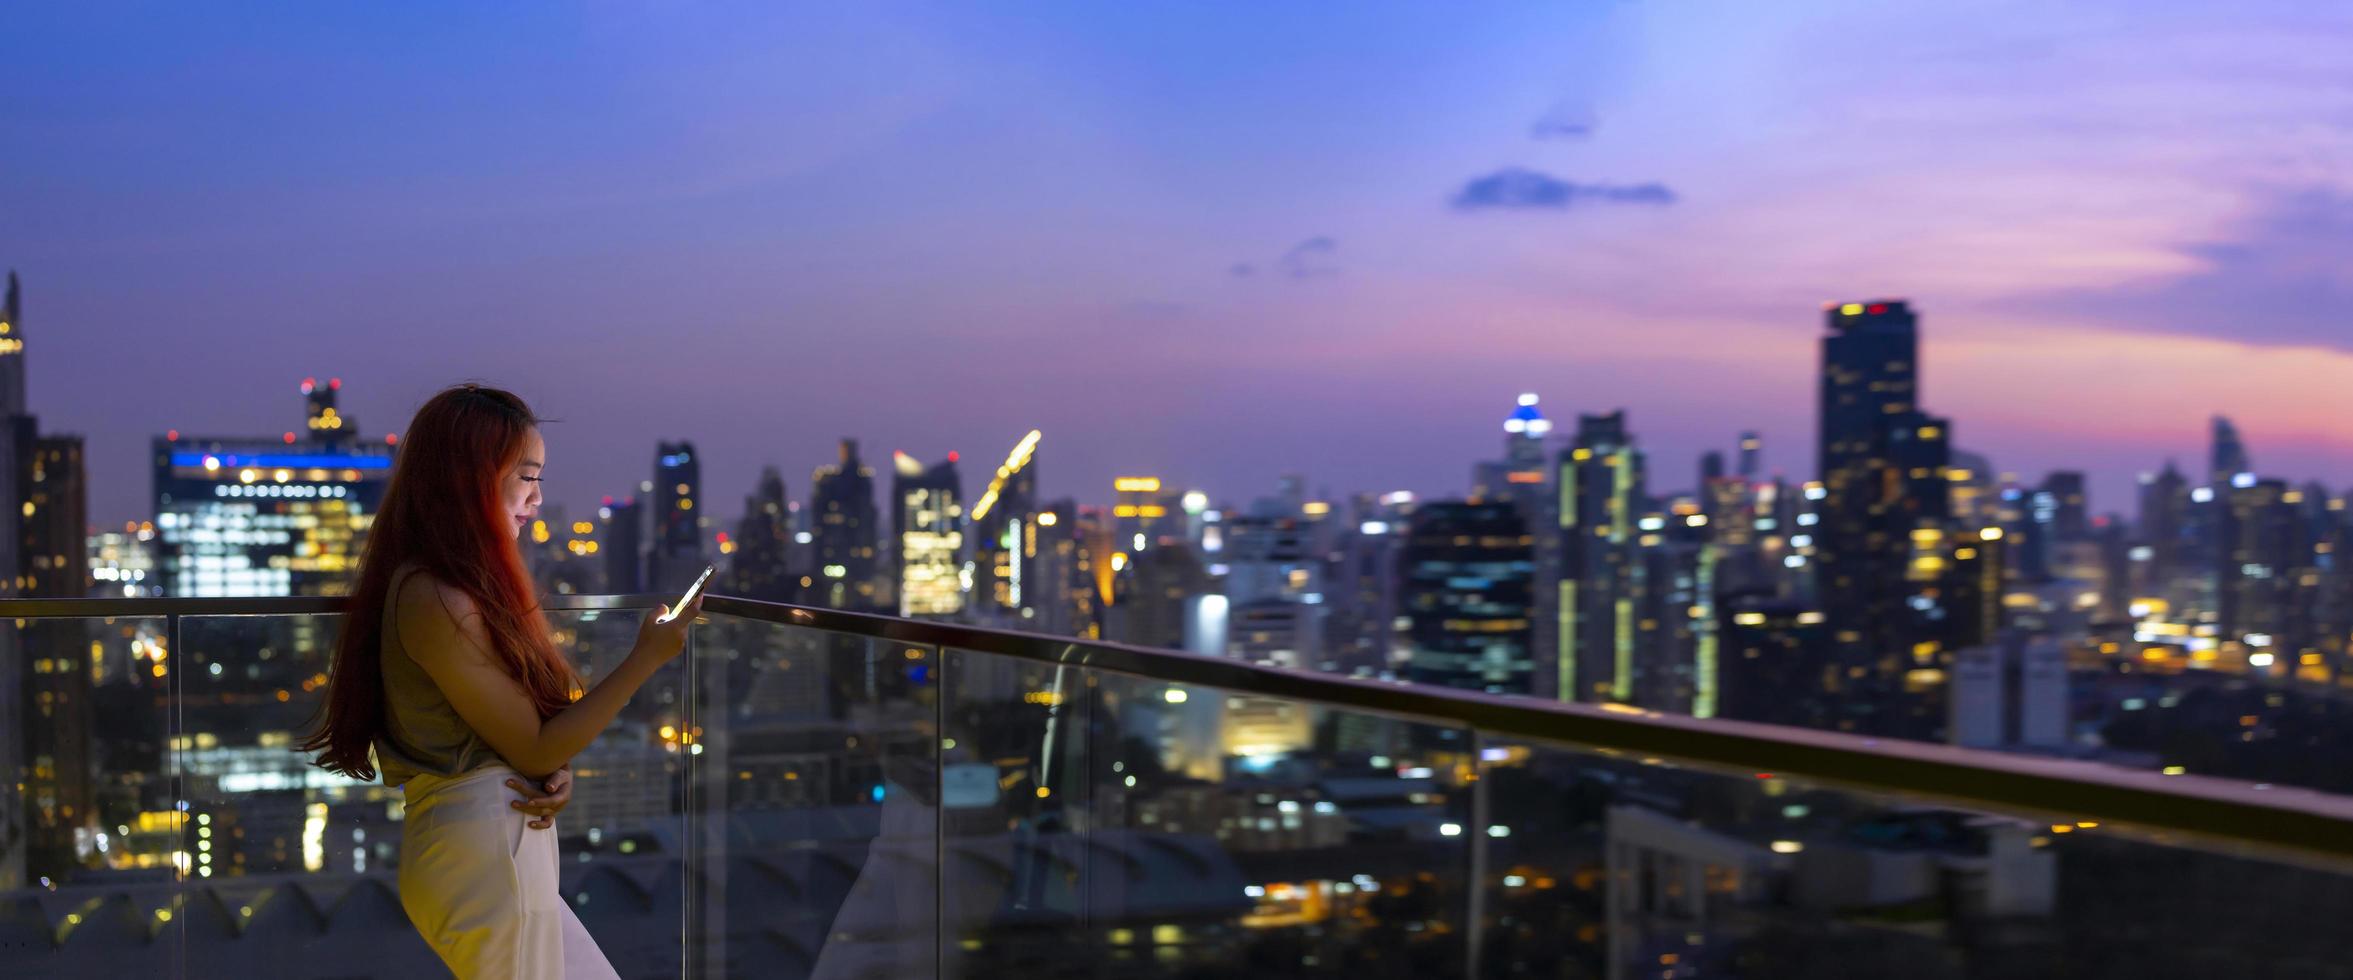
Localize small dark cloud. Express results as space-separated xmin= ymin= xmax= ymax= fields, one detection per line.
xmin=1276 ymin=236 xmax=1339 ymax=279
xmin=1229 ymin=237 xmax=1338 ymax=280
xmin=1452 ymin=168 xmax=1676 ymax=211
xmin=2021 ymin=187 xmax=2353 ymax=353
xmin=1530 ymin=102 xmax=1597 ymax=140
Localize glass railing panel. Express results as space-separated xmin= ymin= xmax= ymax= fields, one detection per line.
xmin=689 ymin=612 xmax=939 ymax=979
xmin=174 ymin=611 xmax=431 ymax=976
xmin=545 ymin=607 xmax=693 ymax=977
xmin=1 ymin=615 xmax=177 ymax=977
xmin=1474 ymin=734 xmax=2353 ymax=979
xmin=939 ymin=648 xmax=1477 ymax=977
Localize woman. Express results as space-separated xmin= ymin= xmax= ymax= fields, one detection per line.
xmin=300 ymin=383 xmax=702 ymax=978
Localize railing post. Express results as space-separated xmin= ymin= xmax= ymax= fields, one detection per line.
xmin=1465 ymin=728 xmax=1490 ymax=979
xmin=935 ymin=647 xmax=949 ymax=980
xmin=167 ymin=612 xmax=187 ymax=980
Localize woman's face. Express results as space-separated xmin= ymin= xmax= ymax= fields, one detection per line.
xmin=503 ymin=428 xmax=545 ymax=541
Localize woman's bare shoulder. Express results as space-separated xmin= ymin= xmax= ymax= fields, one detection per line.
xmin=392 ymin=567 xmax=489 ymax=663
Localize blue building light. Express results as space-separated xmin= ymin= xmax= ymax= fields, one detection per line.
xmin=171 ymin=452 xmax=391 ymax=470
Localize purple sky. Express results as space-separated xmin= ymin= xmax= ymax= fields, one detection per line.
xmin=5 ymin=1 xmax=2349 ymax=529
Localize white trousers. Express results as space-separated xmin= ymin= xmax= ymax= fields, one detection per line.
xmin=398 ymin=765 xmax=621 ymax=980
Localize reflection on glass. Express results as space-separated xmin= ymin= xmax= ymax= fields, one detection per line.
xmin=1475 ymin=737 xmax=2353 ymax=979
xmin=687 ymin=615 xmax=938 ymax=979
xmin=940 ymin=650 xmax=1473 ymax=978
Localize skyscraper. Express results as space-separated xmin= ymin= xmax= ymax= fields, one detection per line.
xmin=810 ymin=439 xmax=881 ymax=611
xmin=2210 ymin=415 xmax=2251 ymax=485
xmin=0 ymin=272 xmax=24 ymax=419
xmin=1737 ymin=431 xmax=1763 ymax=480
xmin=1401 ymin=501 xmax=1535 ymax=694
xmin=1475 ymin=394 xmax=1560 ymax=698
xmin=891 ymin=451 xmax=965 ymax=618
xmin=2137 ymin=461 xmax=2190 ymax=585
xmin=2219 ymin=476 xmax=2298 ymax=661
xmin=1027 ymin=499 xmax=1101 ymax=639
xmin=728 ymin=467 xmax=794 ymax=603
xmin=1218 ymin=515 xmax=1324 ymax=668
xmin=1816 ymin=300 xmax=1953 ymax=738
xmin=647 ymin=441 xmax=705 ymax=593
xmin=601 ymin=495 xmax=644 ymax=594
xmin=17 ymin=426 xmax=91 ymax=878
xmin=1557 ymin=410 xmax=1646 ymax=703
xmin=1472 ymin=393 xmax=1552 ymax=507
xmin=969 ymin=431 xmax=1040 ymax=622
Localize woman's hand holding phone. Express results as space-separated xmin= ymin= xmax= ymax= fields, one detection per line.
xmin=633 ymin=592 xmax=703 ymax=667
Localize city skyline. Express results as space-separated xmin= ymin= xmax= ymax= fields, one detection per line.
xmin=4 ymin=1 xmax=2349 ymax=532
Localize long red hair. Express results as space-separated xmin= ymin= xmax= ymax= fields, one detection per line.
xmin=301 ymin=383 xmax=578 ymax=781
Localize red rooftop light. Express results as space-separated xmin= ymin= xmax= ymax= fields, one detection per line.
xmin=329 ymin=378 xmax=341 ymax=390
xmin=948 ymin=451 xmax=959 ymax=463
xmin=166 ymin=429 xmax=179 ymax=441
xmin=1867 ymin=304 xmax=1888 ymax=315
xmin=385 ymin=434 xmax=398 ymax=445
xmin=302 ymin=377 xmax=316 ymax=394
xmin=283 ymin=432 xmax=296 ymax=444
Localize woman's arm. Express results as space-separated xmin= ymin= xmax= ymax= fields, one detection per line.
xmin=395 ymin=572 xmax=698 ymax=782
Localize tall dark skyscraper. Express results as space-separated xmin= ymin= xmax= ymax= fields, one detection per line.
xmin=810 ymin=439 xmax=881 ymax=611
xmin=728 ymin=467 xmax=794 ymax=603
xmin=2210 ymin=415 xmax=2251 ymax=484
xmin=1401 ymin=500 xmax=1535 ymax=694
xmin=1737 ymin=431 xmax=1762 ymax=480
xmin=1816 ymin=300 xmax=1953 ymax=738
xmin=601 ymin=495 xmax=645 ymax=594
xmin=891 ymin=451 xmax=964 ymax=618
xmin=647 ymin=441 xmax=705 ymax=593
xmin=0 ymin=272 xmax=24 ymax=419
xmin=2219 ymin=476 xmax=2297 ymax=655
xmin=970 ymin=430 xmax=1040 ymax=622
xmin=1557 ymin=410 xmax=1646 ymax=703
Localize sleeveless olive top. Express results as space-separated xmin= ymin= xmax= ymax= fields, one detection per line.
xmin=374 ymin=562 xmax=501 ymax=786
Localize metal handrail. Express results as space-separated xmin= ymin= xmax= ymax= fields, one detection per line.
xmin=8 ymin=592 xmax=2352 ymax=873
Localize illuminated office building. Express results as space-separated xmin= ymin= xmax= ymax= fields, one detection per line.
xmin=1114 ymin=475 xmax=1169 ymax=552
xmin=970 ymin=430 xmax=1041 ymax=621
xmin=892 ymin=451 xmax=965 ymax=618
xmin=1400 ymin=501 xmax=1535 ymax=694
xmin=151 ymin=380 xmax=393 ymax=597
xmin=810 ymin=439 xmax=882 ymax=612
xmin=647 ymin=441 xmax=706 ymax=593
xmin=89 ymin=522 xmax=160 ymax=597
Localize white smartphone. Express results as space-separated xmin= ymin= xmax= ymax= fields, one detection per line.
xmin=656 ymin=563 xmax=716 ymax=624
